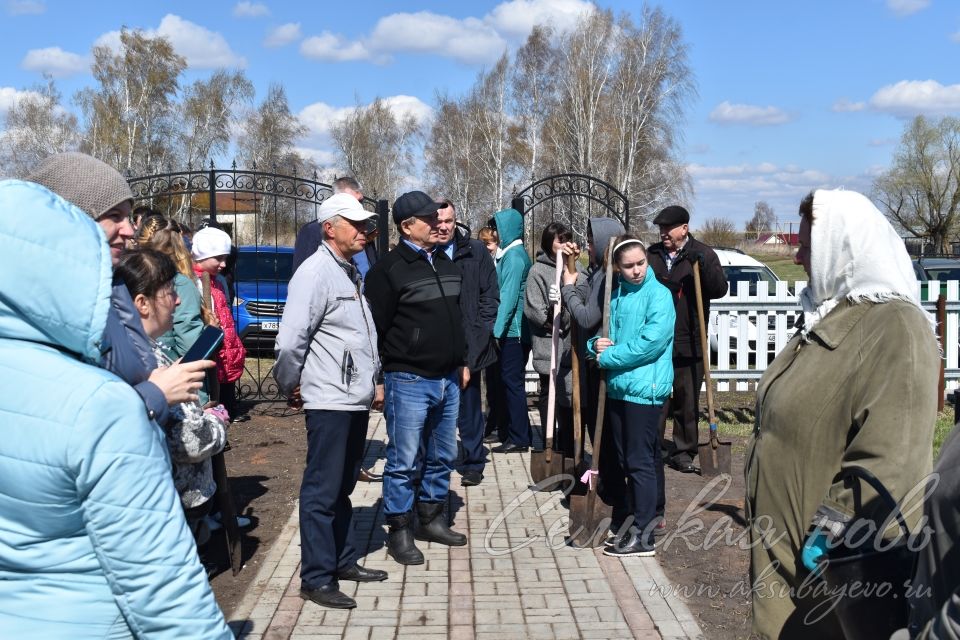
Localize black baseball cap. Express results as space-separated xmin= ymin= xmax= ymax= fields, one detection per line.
xmin=392 ymin=190 xmax=444 ymax=224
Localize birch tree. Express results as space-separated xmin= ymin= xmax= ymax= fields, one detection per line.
xmin=77 ymin=29 xmax=186 ymax=172
xmin=0 ymin=79 xmax=79 ymax=176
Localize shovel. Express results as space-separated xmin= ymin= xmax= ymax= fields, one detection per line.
xmin=568 ymin=238 xmax=616 ymax=547
xmin=563 ymin=254 xmax=585 ymax=489
xmin=693 ymin=260 xmax=732 ymax=477
xmin=530 ymin=249 xmax=566 ymax=491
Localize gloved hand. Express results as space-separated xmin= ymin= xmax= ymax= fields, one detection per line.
xmin=801 ymin=528 xmax=830 ymax=575
xmin=204 ymin=403 xmax=230 ymax=423
xmin=548 ymin=283 xmax=561 ymax=304
xmin=686 ymin=250 xmax=704 ymax=266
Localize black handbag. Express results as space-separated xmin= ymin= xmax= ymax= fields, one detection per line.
xmin=817 ymin=466 xmax=918 ymax=640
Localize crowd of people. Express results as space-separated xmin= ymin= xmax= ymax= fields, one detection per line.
xmin=1 ymin=151 xmax=957 ymax=638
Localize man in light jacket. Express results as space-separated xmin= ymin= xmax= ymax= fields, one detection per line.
xmin=274 ymin=193 xmax=388 ymax=610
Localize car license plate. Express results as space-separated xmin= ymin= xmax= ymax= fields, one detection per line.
xmin=261 ymin=321 xmax=280 ymax=331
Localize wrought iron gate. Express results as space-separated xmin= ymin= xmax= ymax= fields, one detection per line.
xmin=510 ymin=173 xmax=630 ymax=250
xmin=127 ymin=163 xmax=390 ymax=402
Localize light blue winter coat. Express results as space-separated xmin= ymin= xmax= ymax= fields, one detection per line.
xmin=587 ymin=267 xmax=675 ymax=405
xmin=0 ymin=180 xmax=232 ymax=639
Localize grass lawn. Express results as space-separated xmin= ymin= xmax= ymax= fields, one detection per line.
xmin=717 ymin=407 xmax=956 ymax=459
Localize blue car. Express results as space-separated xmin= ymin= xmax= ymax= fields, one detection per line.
xmin=232 ymin=245 xmax=294 ymax=349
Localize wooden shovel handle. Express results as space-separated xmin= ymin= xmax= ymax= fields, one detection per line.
xmin=692 ymin=261 xmax=717 ymax=428
xmin=544 ymin=249 xmax=563 ymax=462
xmin=567 ymin=254 xmax=582 ymax=467
xmin=588 ymin=238 xmax=616 ymax=478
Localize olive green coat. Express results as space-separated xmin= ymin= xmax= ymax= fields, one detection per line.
xmin=745 ymin=300 xmax=939 ymax=639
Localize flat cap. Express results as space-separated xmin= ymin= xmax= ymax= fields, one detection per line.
xmin=652 ymin=205 xmax=690 ymax=226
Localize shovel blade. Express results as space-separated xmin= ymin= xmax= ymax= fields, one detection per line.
xmin=529 ymin=450 xmax=548 ymax=484
xmin=568 ymin=491 xmax=613 ymax=547
xmin=698 ymin=440 xmax=732 ymax=478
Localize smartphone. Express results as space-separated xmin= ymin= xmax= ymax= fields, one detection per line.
xmin=180 ymin=326 xmax=225 ymax=363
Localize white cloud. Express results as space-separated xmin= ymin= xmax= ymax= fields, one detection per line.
xmin=708 ymin=101 xmax=792 ymax=126
xmin=886 ymin=0 xmax=929 ymax=17
xmin=869 ymin=80 xmax=960 ymax=117
xmin=5 ymin=0 xmax=44 ymax=15
xmin=264 ymin=22 xmax=301 ymax=48
xmin=869 ymin=137 xmax=897 ymax=147
xmin=95 ymin=15 xmax=246 ymax=69
xmin=300 ymin=32 xmax=373 ymax=62
xmin=687 ymin=161 xmax=870 ymax=225
xmin=370 ymin=12 xmax=506 ymax=65
xmin=381 ymin=95 xmax=434 ymax=126
xmin=0 ymin=86 xmax=42 ymax=116
xmin=21 ymin=47 xmax=88 ymax=77
xmin=952 ymin=30 xmax=960 ymax=44
xmin=295 ymin=146 xmax=338 ymax=167
xmin=832 ymin=98 xmax=866 ymax=113
xmin=299 ymin=1 xmax=590 ymax=67
xmin=233 ymin=1 xmax=268 ymax=18
xmin=486 ymin=0 xmax=593 ymax=40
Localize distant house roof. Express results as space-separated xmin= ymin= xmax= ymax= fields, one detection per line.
xmin=188 ymin=191 xmax=261 ymax=213
xmin=755 ymin=232 xmax=799 ymax=246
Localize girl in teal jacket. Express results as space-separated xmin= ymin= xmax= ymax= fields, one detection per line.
xmin=588 ymin=235 xmax=675 ymax=557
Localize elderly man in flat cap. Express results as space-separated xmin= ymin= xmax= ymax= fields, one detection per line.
xmin=27 ymin=152 xmax=212 ymax=425
xmin=647 ymin=205 xmax=728 ymax=474
xmin=274 ymin=193 xmax=387 ymax=610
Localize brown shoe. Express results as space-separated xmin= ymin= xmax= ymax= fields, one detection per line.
xmin=358 ymin=468 xmax=383 ymax=483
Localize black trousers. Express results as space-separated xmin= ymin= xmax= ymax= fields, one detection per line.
xmin=607 ymin=399 xmax=665 ymax=538
xmin=484 ymin=363 xmax=508 ymax=442
xmin=582 ymin=364 xmax=626 ymax=516
xmin=458 ymin=370 xmax=486 ymax=473
xmin=300 ymin=409 xmax=367 ymax=589
xmin=660 ymin=355 xmax=704 ymax=464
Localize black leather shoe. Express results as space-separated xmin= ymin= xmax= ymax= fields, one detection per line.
xmin=666 ymin=458 xmax=699 ymax=474
xmin=336 ymin=564 xmax=388 ymax=582
xmin=300 ymin=582 xmax=357 ymax=609
xmin=492 ymin=443 xmax=529 ymax=454
xmin=482 ymin=433 xmax=500 ymax=444
xmin=358 ymin=468 xmax=383 ymax=483
xmin=602 ymin=531 xmax=656 ymax=558
xmin=461 ymin=470 xmax=483 ymax=487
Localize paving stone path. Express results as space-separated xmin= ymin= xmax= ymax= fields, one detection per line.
xmin=228 ymin=411 xmax=704 ymax=640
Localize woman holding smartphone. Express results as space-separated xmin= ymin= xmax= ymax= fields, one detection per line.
xmin=115 ymin=249 xmax=228 ymax=547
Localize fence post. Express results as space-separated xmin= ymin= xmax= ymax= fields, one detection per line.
xmin=208 ymin=164 xmax=217 ymax=224
xmin=376 ymin=199 xmax=389 ymax=258
xmin=938 ymin=294 xmax=946 ymax=412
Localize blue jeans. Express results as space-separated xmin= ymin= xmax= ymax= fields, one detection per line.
xmin=300 ymin=410 xmax=367 ymax=589
xmin=383 ymin=371 xmax=459 ymax=516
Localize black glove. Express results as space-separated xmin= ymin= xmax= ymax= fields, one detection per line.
xmin=685 ymin=250 xmax=704 ymax=266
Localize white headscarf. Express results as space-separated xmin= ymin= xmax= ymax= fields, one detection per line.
xmin=799 ymin=188 xmax=931 ymax=337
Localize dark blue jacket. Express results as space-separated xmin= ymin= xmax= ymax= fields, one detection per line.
xmin=450 ymin=227 xmax=499 ymax=371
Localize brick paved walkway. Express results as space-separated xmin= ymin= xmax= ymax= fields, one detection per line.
xmin=228 ymin=412 xmax=704 ymax=640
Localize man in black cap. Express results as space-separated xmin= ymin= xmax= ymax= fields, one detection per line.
xmin=647 ymin=205 xmax=727 ymax=473
xmin=363 ymin=190 xmax=469 ymax=566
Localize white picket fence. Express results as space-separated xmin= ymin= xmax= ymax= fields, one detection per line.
xmin=523 ymin=279 xmax=958 ymax=397
xmin=712 ymin=280 xmax=959 ymax=393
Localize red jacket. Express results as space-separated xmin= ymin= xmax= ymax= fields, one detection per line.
xmin=194 ymin=267 xmax=246 ymax=383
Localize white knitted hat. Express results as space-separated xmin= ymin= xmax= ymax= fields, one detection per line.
xmin=191 ymin=227 xmax=232 ymax=261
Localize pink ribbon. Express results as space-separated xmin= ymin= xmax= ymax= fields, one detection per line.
xmin=580 ymin=469 xmax=598 ymax=488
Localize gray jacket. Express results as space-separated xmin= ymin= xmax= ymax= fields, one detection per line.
xmin=524 ymin=251 xmax=584 ymax=405
xmin=274 ymin=242 xmax=380 ymax=411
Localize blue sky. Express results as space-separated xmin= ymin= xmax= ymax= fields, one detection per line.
xmin=1 ymin=0 xmax=958 ymax=229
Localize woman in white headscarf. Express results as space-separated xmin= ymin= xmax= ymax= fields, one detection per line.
xmin=745 ymin=188 xmax=939 ymax=639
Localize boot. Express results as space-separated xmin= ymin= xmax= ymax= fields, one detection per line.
xmin=415 ymin=502 xmax=467 ymax=546
xmin=386 ymin=512 xmax=424 ymax=565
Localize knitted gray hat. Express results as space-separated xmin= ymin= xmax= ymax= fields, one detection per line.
xmin=27 ymin=152 xmax=134 ymax=220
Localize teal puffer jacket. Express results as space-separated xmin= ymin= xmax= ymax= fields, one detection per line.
xmin=587 ymin=269 xmax=675 ymax=405
xmin=493 ymin=208 xmax=532 ymax=340
xmin=0 ymin=180 xmax=231 ymax=639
